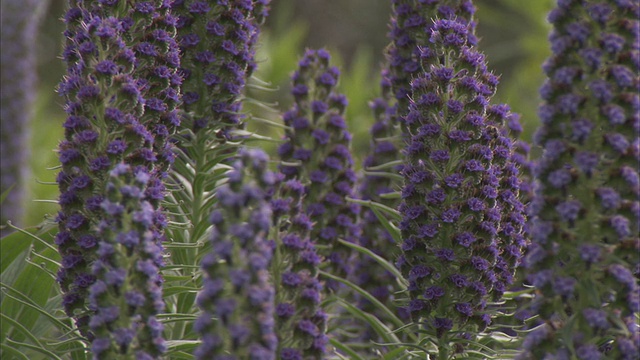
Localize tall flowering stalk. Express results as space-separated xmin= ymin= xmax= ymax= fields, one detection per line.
xmin=164 ymin=0 xmax=270 ymax=341
xmin=194 ymin=148 xmax=277 ymax=359
xmin=271 ymin=178 xmax=328 ymax=359
xmin=386 ymin=0 xmax=476 ymax=130
xmin=171 ymin=0 xmax=269 ymax=132
xmin=355 ymin=0 xmax=479 ymax=318
xmin=55 ymin=0 xmax=179 ymax=339
xmin=519 ymin=1 xmax=639 ymax=358
xmin=0 ymin=0 xmax=48 ymax=236
xmin=396 ymin=15 xmax=525 ymax=355
xmin=278 ymin=49 xmax=360 ymax=283
xmin=88 ymin=164 xmax=166 ymax=359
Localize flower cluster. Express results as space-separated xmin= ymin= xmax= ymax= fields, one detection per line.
xmin=485 ymin=104 xmax=528 ymax=279
xmin=520 ymin=1 xmax=640 ymax=358
xmin=271 ymin=178 xmax=328 ymax=359
xmin=0 ymin=0 xmax=47 ymax=236
xmin=194 ymin=148 xmax=277 ymax=359
xmin=88 ymin=164 xmax=166 ymax=359
xmin=172 ymin=0 xmax=269 ymax=132
xmin=55 ymin=1 xmax=178 ymax=337
xmin=355 ymin=0 xmax=481 ymax=322
xmin=278 ymin=49 xmax=360 ymax=282
xmin=386 ymin=0 xmax=476 ymax=130
xmin=397 ymin=16 xmax=524 ymax=339
xmin=127 ymin=1 xmax=183 ymax=171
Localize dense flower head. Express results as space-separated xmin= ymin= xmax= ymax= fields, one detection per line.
xmin=278 ymin=49 xmax=360 ymax=283
xmin=88 ymin=164 xmax=166 ymax=359
xmin=397 ymin=13 xmax=525 ymax=339
xmin=270 ymin=176 xmax=328 ymax=358
xmin=55 ymin=1 xmax=177 ymax=339
xmin=386 ymin=0 xmax=476 ymax=130
xmin=172 ymin=0 xmax=270 ymax=132
xmin=0 ymin=0 xmax=46 ymax=236
xmin=195 ymin=148 xmax=277 ymax=359
xmin=520 ymin=1 xmax=640 ymax=358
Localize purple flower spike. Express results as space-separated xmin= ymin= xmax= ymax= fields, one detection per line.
xmin=172 ymin=0 xmax=271 ymax=132
xmin=520 ymin=1 xmax=640 ymax=358
xmin=277 ymin=49 xmax=360 ymax=285
xmin=397 ymin=5 xmax=526 ymax=348
xmin=355 ymin=9 xmax=477 ymax=327
xmin=195 ymin=148 xmax=276 ymax=359
xmin=88 ymin=164 xmax=166 ymax=358
xmin=54 ymin=1 xmax=178 ymax=345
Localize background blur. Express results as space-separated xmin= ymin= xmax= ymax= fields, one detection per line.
xmin=21 ymin=0 xmax=553 ymax=231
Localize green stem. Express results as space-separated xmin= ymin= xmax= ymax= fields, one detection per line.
xmin=438 ymin=333 xmax=449 ymax=360
xmin=173 ymin=131 xmax=207 ymax=340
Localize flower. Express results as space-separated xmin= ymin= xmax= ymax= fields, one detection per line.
xmin=520 ymin=1 xmax=640 ymax=357
xmin=195 ymin=148 xmax=277 ymax=359
xmin=397 ymin=12 xmax=525 ymax=343
xmin=55 ymin=2 xmax=177 ymax=341
xmin=278 ymin=49 xmax=360 ymax=283
xmin=172 ymin=0 xmax=269 ymax=132
xmin=385 ymin=0 xmax=477 ymax=130
xmin=88 ymin=164 xmax=166 ymax=358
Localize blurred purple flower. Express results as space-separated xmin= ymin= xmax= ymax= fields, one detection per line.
xmin=520 ymin=1 xmax=640 ymax=357
xmin=0 ymin=0 xmax=48 ymax=236
xmin=195 ymin=148 xmax=276 ymax=359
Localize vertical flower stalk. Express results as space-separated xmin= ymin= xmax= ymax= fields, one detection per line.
xmin=165 ymin=1 xmax=270 ymax=341
xmin=519 ymin=1 xmax=639 ymax=359
xmin=278 ymin=49 xmax=360 ymax=283
xmin=195 ymin=148 xmax=277 ymax=359
xmin=271 ymin=178 xmax=328 ymax=359
xmin=396 ymin=16 xmax=525 ymax=353
xmin=386 ymin=0 xmax=476 ymax=130
xmin=88 ymin=164 xmax=166 ymax=359
xmin=485 ymin=104 xmax=528 ymax=289
xmin=0 ymin=0 xmax=48 ymax=236
xmin=354 ymin=0 xmax=479 ymax=318
xmin=127 ymin=1 xmax=183 ymax=172
xmin=171 ymin=0 xmax=269 ymax=133
xmin=55 ymin=0 xmax=179 ymax=339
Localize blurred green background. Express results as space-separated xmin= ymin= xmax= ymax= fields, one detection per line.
xmin=22 ymin=0 xmax=553 ymax=231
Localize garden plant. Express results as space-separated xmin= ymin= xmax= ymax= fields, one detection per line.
xmin=0 ymin=0 xmax=638 ymax=359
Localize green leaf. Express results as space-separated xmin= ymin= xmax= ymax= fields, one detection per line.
xmin=165 ymin=340 xmax=200 ymax=353
xmin=347 ymin=197 xmax=402 ymax=222
xmin=329 ymin=338 xmax=366 ymax=360
xmin=335 ymin=298 xmax=401 ymax=345
xmin=371 ymin=208 xmax=402 ymax=244
xmin=0 ymin=313 xmax=44 ymax=348
xmin=0 ymin=229 xmax=33 ymax=274
xmin=319 ymin=271 xmax=409 ymax=334
xmin=162 ymin=286 xmax=200 ymax=297
xmin=5 ymin=338 xmax=63 ymax=360
xmin=382 ymin=346 xmax=410 ymax=360
xmin=0 ymin=343 xmax=30 ymax=360
xmin=362 ymin=171 xmax=404 ymax=181
xmin=0 ymin=260 xmax=67 ymax=342
xmin=337 ymin=239 xmax=407 ymax=290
